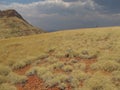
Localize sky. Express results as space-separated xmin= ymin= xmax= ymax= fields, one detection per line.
xmin=0 ymin=0 xmax=120 ymax=31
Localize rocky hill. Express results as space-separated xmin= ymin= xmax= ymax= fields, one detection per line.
xmin=0 ymin=9 xmax=44 ymax=38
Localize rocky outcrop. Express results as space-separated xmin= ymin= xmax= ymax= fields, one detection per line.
xmin=0 ymin=9 xmax=23 ymax=19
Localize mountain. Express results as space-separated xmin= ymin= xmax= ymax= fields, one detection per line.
xmin=0 ymin=9 xmax=44 ymax=38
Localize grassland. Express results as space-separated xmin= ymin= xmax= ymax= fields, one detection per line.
xmin=0 ymin=26 xmax=120 ymax=90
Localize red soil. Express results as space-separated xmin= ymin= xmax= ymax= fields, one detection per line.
xmin=14 ymin=65 xmax=30 ymax=75
xmin=80 ymin=59 xmax=97 ymax=73
xmin=15 ymin=57 xmax=97 ymax=90
xmin=16 ymin=75 xmax=45 ymax=90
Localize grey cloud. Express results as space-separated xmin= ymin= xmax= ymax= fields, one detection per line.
xmin=0 ymin=0 xmax=120 ymax=31
xmin=63 ymin=0 xmax=79 ymax=2
xmin=93 ymin=0 xmax=120 ymax=14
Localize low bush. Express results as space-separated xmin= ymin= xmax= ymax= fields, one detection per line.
xmin=0 ymin=83 xmax=17 ymax=90
xmin=52 ymin=61 xmax=64 ymax=69
xmin=62 ymin=65 xmax=73 ymax=72
xmin=0 ymin=75 xmax=7 ymax=84
xmin=69 ymin=70 xmax=90 ymax=88
xmin=54 ymin=50 xmax=67 ymax=58
xmin=57 ymin=83 xmax=67 ymax=90
xmin=111 ymin=71 xmax=120 ymax=87
xmin=46 ymin=57 xmax=58 ymax=64
xmin=7 ymin=72 xmax=27 ymax=84
xmin=71 ymin=70 xmax=90 ymax=81
xmin=40 ymin=71 xmax=54 ymax=82
xmin=45 ymin=73 xmax=68 ymax=88
xmin=69 ymin=78 xmax=80 ymax=88
xmin=112 ymin=71 xmax=120 ymax=81
xmin=36 ymin=67 xmax=49 ymax=78
xmin=25 ymin=66 xmax=40 ymax=76
xmin=98 ymin=53 xmax=120 ymax=63
xmin=91 ymin=60 xmax=120 ymax=72
xmin=12 ymin=61 xmax=26 ymax=70
xmin=78 ymin=48 xmax=99 ymax=59
xmin=83 ymin=72 xmax=117 ymax=90
xmin=73 ymin=63 xmax=86 ymax=71
xmin=69 ymin=59 xmax=79 ymax=63
xmin=0 ymin=64 xmax=11 ymax=76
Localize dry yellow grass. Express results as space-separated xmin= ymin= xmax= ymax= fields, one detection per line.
xmin=0 ymin=26 xmax=120 ymax=89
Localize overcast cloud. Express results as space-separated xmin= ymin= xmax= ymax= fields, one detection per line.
xmin=0 ymin=0 xmax=120 ymax=31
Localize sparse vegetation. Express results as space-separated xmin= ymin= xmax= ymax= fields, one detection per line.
xmin=45 ymin=74 xmax=68 ymax=88
xmin=0 ymin=75 xmax=7 ymax=84
xmin=82 ymin=72 xmax=117 ymax=90
xmin=0 ymin=64 xmax=11 ymax=76
xmin=0 ymin=27 xmax=120 ymax=89
xmin=91 ymin=60 xmax=120 ymax=72
xmin=0 ymin=83 xmax=17 ymax=90
xmin=7 ymin=72 xmax=27 ymax=84
xmin=62 ymin=65 xmax=73 ymax=72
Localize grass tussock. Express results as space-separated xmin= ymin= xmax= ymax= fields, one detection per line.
xmin=91 ymin=60 xmax=120 ymax=72
xmin=0 ymin=64 xmax=11 ymax=76
xmin=45 ymin=74 xmax=68 ymax=88
xmin=0 ymin=83 xmax=17 ymax=90
xmin=82 ymin=72 xmax=117 ymax=90
xmin=7 ymin=72 xmax=27 ymax=84
xmin=62 ymin=65 xmax=73 ymax=72
xmin=111 ymin=71 xmax=120 ymax=88
xmin=0 ymin=75 xmax=7 ymax=84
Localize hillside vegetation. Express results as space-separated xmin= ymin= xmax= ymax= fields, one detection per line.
xmin=0 ymin=9 xmax=44 ymax=39
xmin=0 ymin=27 xmax=120 ymax=90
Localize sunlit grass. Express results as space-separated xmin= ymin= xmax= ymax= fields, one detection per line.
xmin=0 ymin=26 xmax=120 ymax=89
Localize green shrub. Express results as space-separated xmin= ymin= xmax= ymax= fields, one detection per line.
xmin=0 ymin=64 xmax=11 ymax=76
xmin=7 ymin=72 xmax=27 ymax=84
xmin=0 ymin=83 xmax=17 ymax=90
xmin=91 ymin=60 xmax=120 ymax=72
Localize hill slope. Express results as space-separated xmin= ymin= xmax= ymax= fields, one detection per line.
xmin=0 ymin=9 xmax=44 ymax=38
xmin=0 ymin=27 xmax=120 ymax=90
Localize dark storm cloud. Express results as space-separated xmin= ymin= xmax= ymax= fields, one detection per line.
xmin=63 ymin=0 xmax=79 ymax=2
xmin=1 ymin=0 xmax=120 ymax=31
xmin=93 ymin=0 xmax=120 ymax=14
